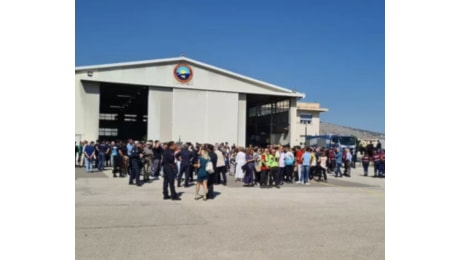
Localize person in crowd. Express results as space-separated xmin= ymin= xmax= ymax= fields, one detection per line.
xmin=75 ymin=142 xmax=79 ymax=166
xmin=260 ymin=148 xmax=269 ymax=188
xmin=268 ymin=149 xmax=280 ymax=188
xmin=352 ymin=149 xmax=358 ymax=168
xmin=76 ymin=141 xmax=83 ymax=167
xmin=344 ymin=148 xmax=352 ymax=177
xmin=80 ymin=140 xmax=88 ymax=168
xmin=110 ymin=141 xmax=116 ymax=170
xmin=376 ymin=140 xmax=382 ymax=151
xmin=366 ymin=142 xmax=375 ymax=160
xmin=309 ymin=148 xmax=317 ymax=182
xmin=129 ymin=141 xmax=144 ymax=187
xmin=151 ymin=140 xmax=163 ymax=179
xmin=335 ymin=147 xmax=343 ymax=178
xmin=235 ymin=147 xmax=246 ymax=182
xmin=379 ymin=149 xmax=385 ymax=177
xmin=327 ymin=147 xmax=336 ymax=173
xmin=142 ymin=141 xmax=154 ymax=183
xmin=284 ymin=147 xmax=295 ymax=183
xmin=176 ymin=143 xmax=194 ymax=187
xmin=105 ymin=141 xmax=111 ymax=168
xmin=318 ymin=151 xmax=328 ymax=182
xmin=162 ymin=141 xmax=181 ymax=200
xmin=278 ymin=147 xmax=286 ymax=185
xmin=119 ymin=141 xmax=129 ymax=177
xmin=174 ymin=145 xmax=181 ymax=179
xmin=372 ymin=150 xmax=381 ymax=177
xmin=194 ymin=147 xmax=210 ymax=201
xmin=84 ymin=141 xmax=96 ymax=173
xmin=361 ymin=152 xmax=370 ymax=176
xmin=126 ymin=139 xmax=134 ymax=176
xmin=214 ymin=146 xmax=227 ymax=186
xmin=253 ymin=148 xmax=262 ymax=186
xmin=301 ymin=148 xmax=312 ymax=185
xmin=244 ymin=148 xmax=255 ymax=186
xmin=229 ymin=149 xmax=236 ymax=176
xmin=111 ymin=141 xmax=121 ymax=177
xmin=96 ymin=140 xmax=109 ymax=171
xmin=206 ymin=144 xmax=217 ymax=199
xmin=295 ymin=146 xmax=304 ymax=183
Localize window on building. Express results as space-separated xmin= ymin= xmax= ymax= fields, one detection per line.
xmin=300 ymin=113 xmax=312 ymax=124
xmin=99 ymin=113 xmax=117 ymax=120
xmin=99 ymin=128 xmax=118 ymax=136
xmin=124 ymin=114 xmax=137 ymax=122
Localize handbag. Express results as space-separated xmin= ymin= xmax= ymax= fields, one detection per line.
xmin=206 ymin=160 xmax=214 ymax=174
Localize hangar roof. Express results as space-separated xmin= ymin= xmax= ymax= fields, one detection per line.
xmin=76 ymin=57 xmax=304 ymax=98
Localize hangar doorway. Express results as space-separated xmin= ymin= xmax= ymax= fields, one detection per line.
xmin=246 ymin=95 xmax=290 ymax=147
xmin=99 ymin=83 xmax=148 ymax=141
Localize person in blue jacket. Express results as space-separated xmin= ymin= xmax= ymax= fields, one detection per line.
xmin=335 ymin=147 xmax=343 ymax=178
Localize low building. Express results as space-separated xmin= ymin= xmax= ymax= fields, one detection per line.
xmin=291 ymin=102 xmax=328 ymax=146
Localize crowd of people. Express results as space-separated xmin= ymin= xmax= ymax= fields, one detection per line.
xmin=75 ymin=139 xmax=385 ymax=201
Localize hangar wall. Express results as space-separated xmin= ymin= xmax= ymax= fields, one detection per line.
xmin=171 ymin=88 xmax=240 ymax=145
xmin=147 ymin=86 xmax=173 ymax=142
xmin=75 ymin=80 xmax=100 ymax=143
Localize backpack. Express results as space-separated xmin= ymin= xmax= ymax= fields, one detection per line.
xmin=206 ymin=160 xmax=214 ymax=174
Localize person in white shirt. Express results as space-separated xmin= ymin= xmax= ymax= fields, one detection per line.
xmin=278 ymin=148 xmax=286 ymax=185
xmin=214 ymin=146 xmax=227 ymax=185
xmin=235 ymin=147 xmax=246 ymax=182
xmin=284 ymin=147 xmax=295 ymax=183
xmin=318 ymin=151 xmax=328 ymax=182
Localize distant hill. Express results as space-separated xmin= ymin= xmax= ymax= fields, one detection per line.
xmin=320 ymin=122 xmax=385 ymax=140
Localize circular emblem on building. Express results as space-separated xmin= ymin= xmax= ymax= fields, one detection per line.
xmin=174 ymin=64 xmax=193 ymax=83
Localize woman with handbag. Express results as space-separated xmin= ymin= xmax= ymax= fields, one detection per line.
xmin=193 ymin=148 xmax=211 ymax=201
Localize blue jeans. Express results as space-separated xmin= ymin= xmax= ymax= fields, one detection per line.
xmin=374 ymin=162 xmax=380 ymax=176
xmin=302 ymin=165 xmax=310 ymax=183
xmin=98 ymin=153 xmax=105 ymax=170
xmin=85 ymin=158 xmax=93 ymax=173
xmin=335 ymin=162 xmax=343 ymax=177
xmin=363 ymin=163 xmax=369 ymax=176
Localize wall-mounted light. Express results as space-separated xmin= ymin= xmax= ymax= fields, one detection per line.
xmin=87 ymin=71 xmax=93 ymax=77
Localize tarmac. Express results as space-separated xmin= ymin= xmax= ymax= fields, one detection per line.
xmin=76 ymin=166 xmax=384 ymax=260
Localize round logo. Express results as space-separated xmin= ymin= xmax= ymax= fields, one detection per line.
xmin=174 ymin=64 xmax=193 ymax=83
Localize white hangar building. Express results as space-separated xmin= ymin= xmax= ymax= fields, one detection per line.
xmin=75 ymin=57 xmax=326 ymax=147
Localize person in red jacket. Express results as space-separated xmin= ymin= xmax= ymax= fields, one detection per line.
xmin=372 ymin=151 xmax=381 ymax=177
xmin=379 ymin=149 xmax=385 ymax=177
xmin=361 ymin=152 xmax=370 ymax=176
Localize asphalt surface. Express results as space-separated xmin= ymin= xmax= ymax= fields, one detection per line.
xmin=76 ymin=166 xmax=385 ymax=260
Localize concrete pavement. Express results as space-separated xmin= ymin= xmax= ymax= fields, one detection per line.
xmin=76 ymin=166 xmax=384 ymax=260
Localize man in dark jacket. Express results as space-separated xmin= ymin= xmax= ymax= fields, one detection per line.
xmin=129 ymin=142 xmax=144 ymax=187
xmin=206 ymin=144 xmax=218 ymax=199
xmin=176 ymin=144 xmax=194 ymax=187
xmin=162 ymin=142 xmax=181 ymax=200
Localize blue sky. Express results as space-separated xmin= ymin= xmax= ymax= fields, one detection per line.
xmin=76 ymin=0 xmax=384 ymax=133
